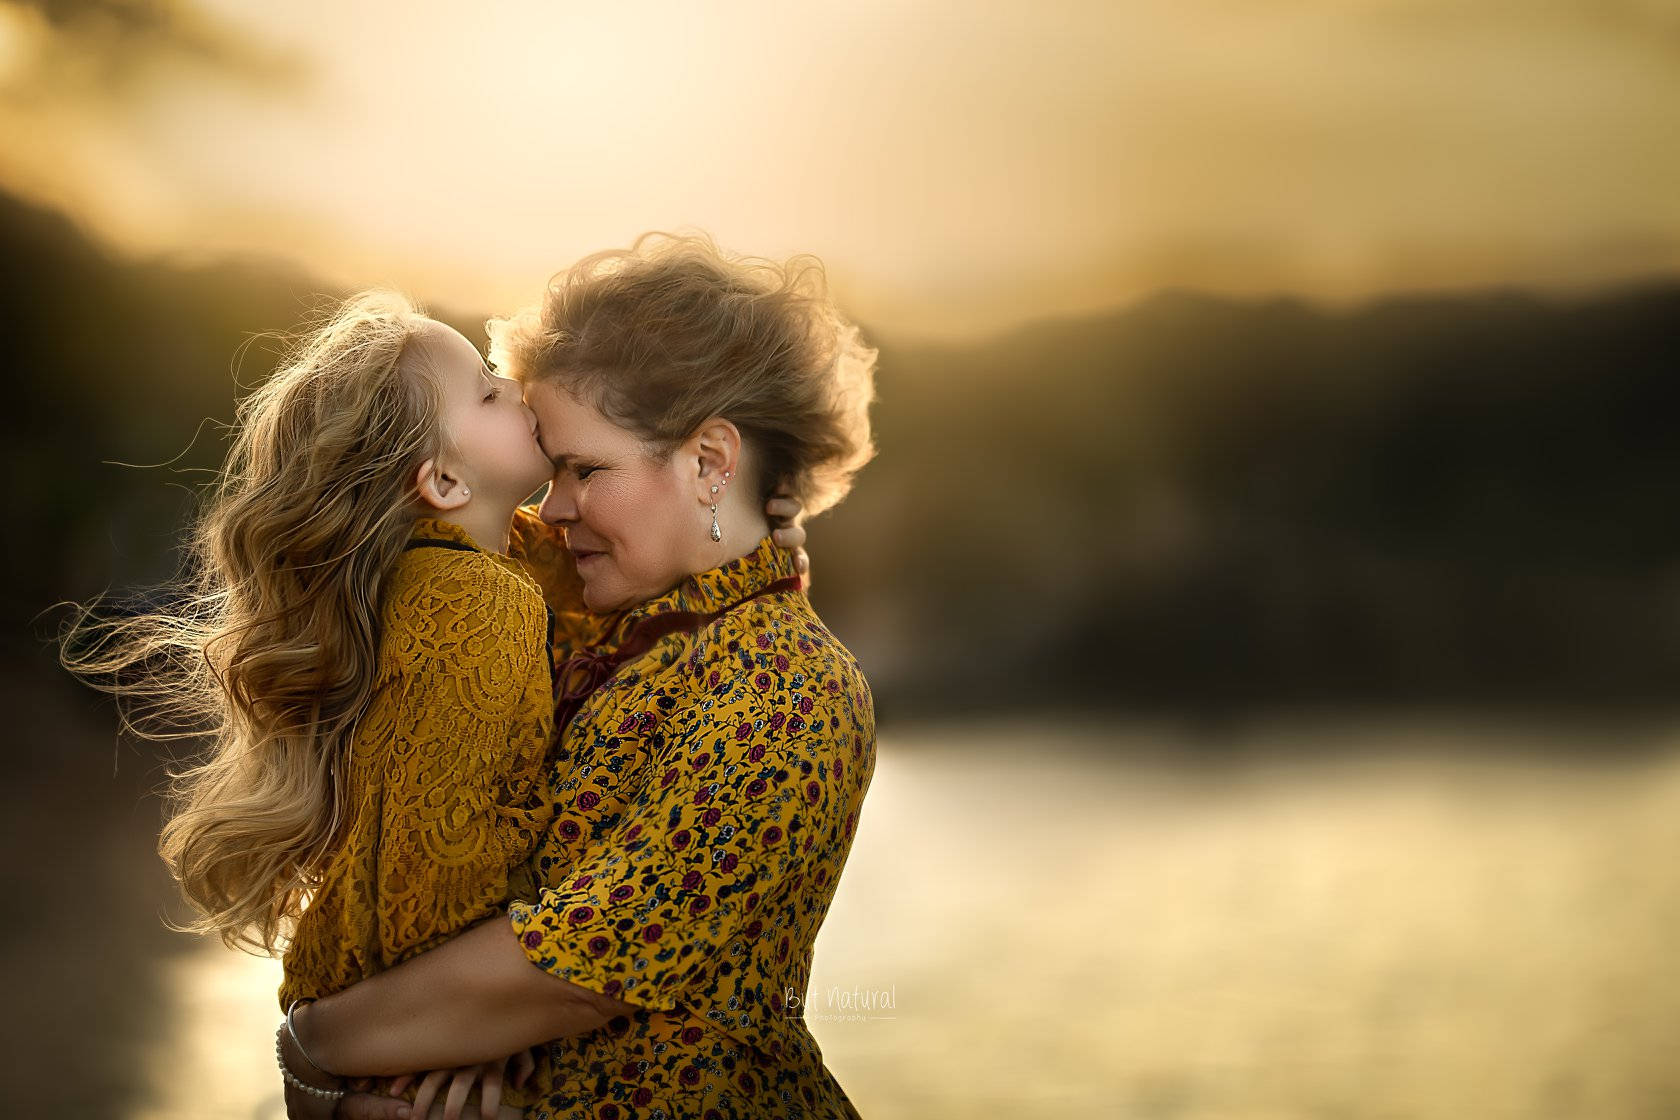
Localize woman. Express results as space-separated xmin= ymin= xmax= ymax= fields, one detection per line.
xmin=278 ymin=233 xmax=879 ymax=1120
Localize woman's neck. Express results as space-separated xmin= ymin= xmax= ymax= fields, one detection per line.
xmin=704 ymin=502 xmax=772 ymax=571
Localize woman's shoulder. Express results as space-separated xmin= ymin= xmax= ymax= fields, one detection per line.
xmin=685 ymin=592 xmax=873 ymax=713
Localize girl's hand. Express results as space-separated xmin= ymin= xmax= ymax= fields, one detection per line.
xmin=764 ymin=489 xmax=811 ymax=588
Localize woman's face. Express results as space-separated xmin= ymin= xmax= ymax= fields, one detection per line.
xmin=525 ymin=379 xmax=709 ymax=612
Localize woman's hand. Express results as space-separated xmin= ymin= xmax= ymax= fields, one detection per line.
xmin=278 ymin=1024 xmax=350 ymax=1120
xmin=765 ymin=489 xmax=811 ymax=588
xmin=334 ymin=1047 xmax=539 ymax=1120
xmin=281 ymin=1081 xmax=345 ymax=1120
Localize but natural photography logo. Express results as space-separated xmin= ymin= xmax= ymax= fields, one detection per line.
xmin=783 ymin=982 xmax=898 ymax=1023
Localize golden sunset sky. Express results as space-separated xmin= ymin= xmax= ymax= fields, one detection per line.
xmin=1 ymin=0 xmax=1677 ymax=337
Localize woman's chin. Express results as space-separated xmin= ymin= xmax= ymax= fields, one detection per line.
xmin=580 ymin=581 xmax=629 ymax=614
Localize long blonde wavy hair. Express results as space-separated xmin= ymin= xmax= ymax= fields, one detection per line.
xmin=60 ymin=290 xmax=444 ymax=952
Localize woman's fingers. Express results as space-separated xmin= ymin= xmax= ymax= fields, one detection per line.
xmin=478 ymin=1061 xmax=503 ymax=1120
xmin=513 ymin=1047 xmax=537 ymax=1089
xmin=331 ymin=1091 xmax=412 ymax=1120
xmin=441 ymin=1068 xmax=474 ymax=1120
xmin=409 ymin=1068 xmax=450 ymax=1120
xmin=281 ymin=1081 xmax=338 ymax=1119
xmin=385 ymin=1074 xmax=414 ymax=1096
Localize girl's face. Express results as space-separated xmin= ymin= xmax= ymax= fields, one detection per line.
xmin=420 ymin=321 xmax=553 ymax=507
xmin=525 ymin=379 xmax=711 ymax=613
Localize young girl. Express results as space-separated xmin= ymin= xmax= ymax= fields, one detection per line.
xmin=60 ymin=291 xmax=802 ymax=1117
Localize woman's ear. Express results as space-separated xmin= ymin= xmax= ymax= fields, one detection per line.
xmin=413 ymin=457 xmax=471 ymax=512
xmin=692 ymin=418 xmax=744 ymax=500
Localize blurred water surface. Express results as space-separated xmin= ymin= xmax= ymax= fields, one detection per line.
xmin=22 ymin=701 xmax=1680 ymax=1119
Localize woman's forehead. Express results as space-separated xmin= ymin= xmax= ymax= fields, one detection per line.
xmin=526 ymin=380 xmax=634 ymax=457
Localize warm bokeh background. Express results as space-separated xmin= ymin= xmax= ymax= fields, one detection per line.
xmin=6 ymin=1 xmax=1680 ymax=1117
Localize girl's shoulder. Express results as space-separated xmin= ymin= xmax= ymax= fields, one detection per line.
xmin=381 ymin=535 xmax=549 ymax=657
xmin=507 ymin=504 xmax=585 ymax=610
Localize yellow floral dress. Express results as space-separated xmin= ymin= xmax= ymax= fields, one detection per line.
xmin=508 ymin=535 xmax=876 ymax=1120
xmin=279 ymin=515 xmax=562 ymax=1111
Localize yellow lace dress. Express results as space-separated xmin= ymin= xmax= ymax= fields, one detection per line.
xmin=279 ymin=514 xmax=570 ymax=1110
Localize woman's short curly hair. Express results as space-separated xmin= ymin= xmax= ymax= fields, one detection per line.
xmin=488 ymin=232 xmax=877 ymax=517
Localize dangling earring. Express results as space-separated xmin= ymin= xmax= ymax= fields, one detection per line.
xmin=707 ymin=470 xmax=729 ymax=542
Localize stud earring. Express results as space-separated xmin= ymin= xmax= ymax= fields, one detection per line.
xmin=462 ymin=487 xmax=471 ymax=498
xmin=709 ymin=504 xmax=722 ymax=542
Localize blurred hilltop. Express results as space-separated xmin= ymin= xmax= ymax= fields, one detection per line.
xmin=7 ymin=188 xmax=1680 ymax=722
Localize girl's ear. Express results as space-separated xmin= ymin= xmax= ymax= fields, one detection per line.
xmin=413 ymin=458 xmax=470 ymax=512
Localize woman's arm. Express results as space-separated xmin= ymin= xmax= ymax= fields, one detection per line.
xmin=291 ymin=915 xmax=634 ymax=1079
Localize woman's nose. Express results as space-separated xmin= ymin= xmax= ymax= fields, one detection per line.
xmin=539 ymin=477 xmax=578 ymax=525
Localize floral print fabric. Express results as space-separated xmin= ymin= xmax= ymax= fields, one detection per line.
xmin=509 ymin=535 xmax=876 ymax=1120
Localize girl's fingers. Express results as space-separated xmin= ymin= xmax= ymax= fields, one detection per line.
xmin=765 ymin=496 xmax=804 ymax=524
xmin=410 ymin=1068 xmax=450 ymax=1120
xmin=770 ymin=523 xmax=807 ymax=550
xmin=386 ymin=1074 xmax=414 ymax=1096
xmin=479 ymin=1062 xmax=503 ymax=1120
xmin=442 ymin=1068 xmax=474 ymax=1120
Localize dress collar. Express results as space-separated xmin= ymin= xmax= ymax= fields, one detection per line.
xmin=407 ymin=517 xmax=532 ymax=579
xmin=409 ymin=516 xmax=481 ymax=549
xmin=608 ymin=536 xmax=800 ymax=640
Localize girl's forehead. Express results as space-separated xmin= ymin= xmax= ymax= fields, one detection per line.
xmin=412 ymin=321 xmax=490 ymax=383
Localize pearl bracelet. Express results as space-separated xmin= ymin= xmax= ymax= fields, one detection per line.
xmin=275 ymin=1024 xmax=346 ymax=1102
